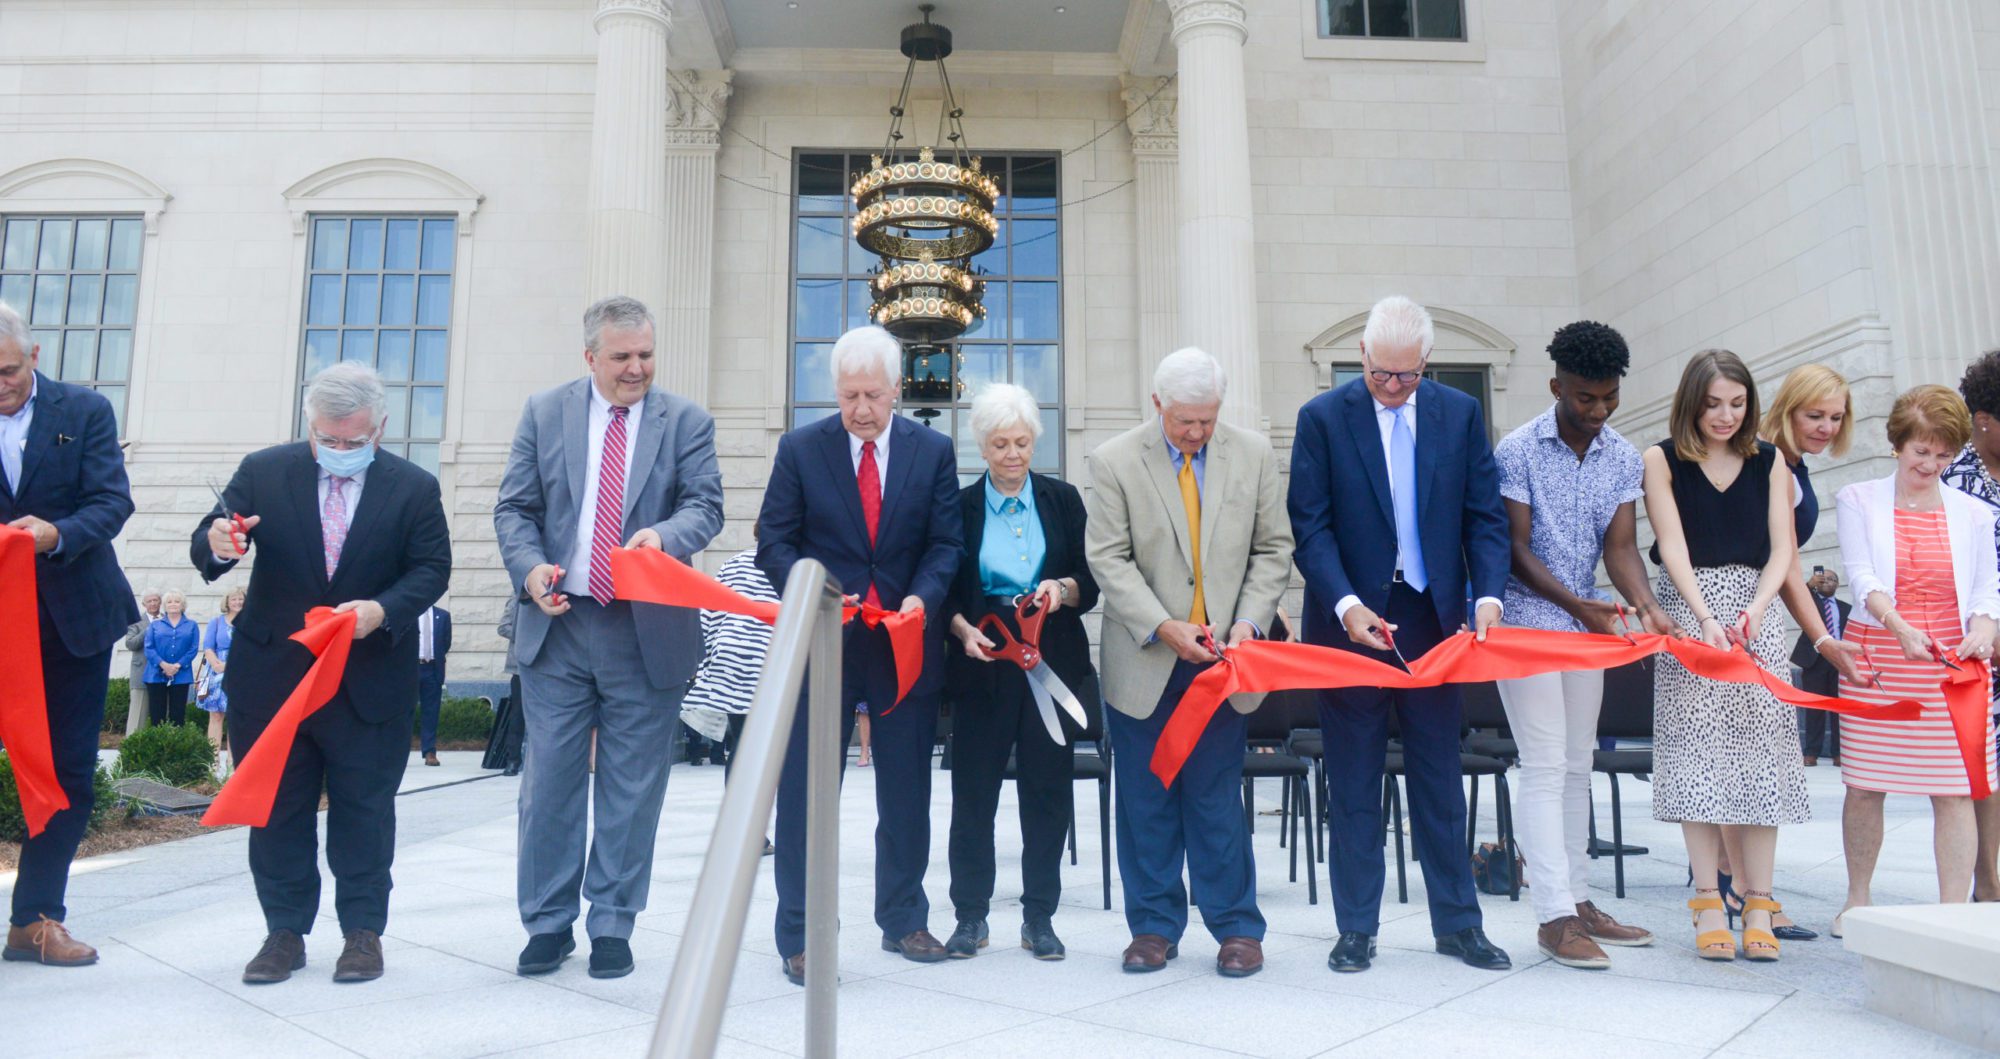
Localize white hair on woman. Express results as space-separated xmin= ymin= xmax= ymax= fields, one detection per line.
xmin=829 ymin=325 xmax=902 ymax=387
xmin=969 ymin=382 xmax=1043 ymax=447
xmin=162 ymin=589 xmax=186 ymax=605
xmin=1152 ymin=347 xmax=1226 ymax=409
xmin=304 ymin=361 xmax=388 ymax=429
xmin=1361 ymin=295 xmax=1435 ymax=358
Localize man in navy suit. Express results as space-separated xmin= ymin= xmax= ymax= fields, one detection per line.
xmin=1288 ymin=295 xmax=1513 ymax=973
xmin=0 ymin=303 xmax=136 ymax=967
xmin=757 ymin=325 xmax=963 ymax=984
xmin=415 ymin=604 xmax=452 ymax=765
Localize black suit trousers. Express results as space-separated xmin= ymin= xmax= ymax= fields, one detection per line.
xmin=230 ymin=692 xmax=410 ymax=935
xmin=11 ymin=615 xmax=111 ymax=927
xmin=947 ymin=665 xmax=1074 ymax=925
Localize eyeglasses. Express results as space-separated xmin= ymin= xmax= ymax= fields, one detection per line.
xmin=312 ymin=433 xmax=377 ymax=451
xmin=1362 ymin=352 xmax=1426 ymax=386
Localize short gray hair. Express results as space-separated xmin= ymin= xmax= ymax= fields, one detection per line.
xmin=584 ymin=295 xmax=656 ymax=353
xmin=304 ymin=361 xmax=388 ymax=429
xmin=1362 ymin=295 xmax=1434 ymax=358
xmin=140 ymin=587 xmax=162 ymax=600
xmin=1153 ymin=347 xmax=1226 ymax=409
xmin=0 ymin=303 xmax=30 ymax=356
xmin=969 ymin=383 xmax=1042 ymax=446
xmin=830 ymin=325 xmax=902 ymax=387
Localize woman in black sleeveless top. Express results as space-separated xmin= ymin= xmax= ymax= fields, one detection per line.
xmin=1642 ymin=350 xmax=1809 ymax=964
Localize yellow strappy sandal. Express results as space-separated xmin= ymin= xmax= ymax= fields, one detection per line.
xmin=1740 ymin=894 xmax=1782 ymax=962
xmin=1688 ymin=892 xmax=1736 ymax=961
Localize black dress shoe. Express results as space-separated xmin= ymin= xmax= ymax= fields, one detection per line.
xmin=589 ymin=936 xmax=634 ymax=979
xmin=1020 ymin=921 xmax=1065 ymax=960
xmin=1435 ymin=927 xmax=1511 ymax=970
xmin=517 ymin=928 xmax=575 ymax=975
xmin=1773 ymin=924 xmax=1819 ymax=941
xmin=944 ymin=919 xmax=988 ymax=959
xmin=1328 ymin=931 xmax=1375 ymax=973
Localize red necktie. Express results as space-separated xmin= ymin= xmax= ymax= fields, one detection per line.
xmin=858 ymin=439 xmax=881 ymax=607
xmin=588 ymin=405 xmax=630 ymax=601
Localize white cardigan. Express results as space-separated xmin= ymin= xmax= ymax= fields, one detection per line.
xmin=1835 ymin=475 xmax=2000 ymax=631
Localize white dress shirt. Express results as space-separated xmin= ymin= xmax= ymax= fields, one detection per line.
xmin=418 ymin=606 xmax=435 ymax=662
xmin=1331 ymin=390 xmax=1503 ymax=625
xmin=848 ymin=425 xmax=889 ymax=500
xmin=563 ymin=383 xmax=645 ymax=597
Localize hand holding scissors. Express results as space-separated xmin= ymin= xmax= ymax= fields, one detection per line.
xmin=205 ymin=479 xmax=257 ymax=559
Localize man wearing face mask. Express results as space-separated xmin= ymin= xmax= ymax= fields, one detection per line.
xmin=494 ymin=295 xmax=723 ymax=980
xmin=191 ymin=361 xmax=451 ymax=985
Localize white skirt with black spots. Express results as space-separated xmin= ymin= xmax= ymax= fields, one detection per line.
xmin=1651 ymin=564 xmax=1811 ymax=826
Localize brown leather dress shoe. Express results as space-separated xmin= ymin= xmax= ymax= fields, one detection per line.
xmin=242 ymin=930 xmax=307 ymax=984
xmin=882 ymin=929 xmax=948 ymax=963
xmin=424 ymin=752 xmax=441 ymax=767
xmin=1216 ymin=936 xmax=1264 ymax=977
xmin=782 ymin=952 xmax=806 ymax=986
xmin=1121 ymin=933 xmax=1178 ymax=973
xmin=1537 ymin=915 xmax=1610 ymax=969
xmin=1576 ymin=901 xmax=1654 ymax=947
xmin=3 ymin=916 xmax=98 ymax=967
xmin=333 ymin=929 xmax=384 ymax=982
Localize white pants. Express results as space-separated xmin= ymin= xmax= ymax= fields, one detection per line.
xmin=1495 ymin=669 xmax=1603 ymax=923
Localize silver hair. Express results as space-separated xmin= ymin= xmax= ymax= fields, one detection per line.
xmin=162 ymin=589 xmax=186 ymax=605
xmin=830 ymin=325 xmax=902 ymax=387
xmin=1361 ymin=295 xmax=1435 ymax=358
xmin=140 ymin=587 xmax=162 ymax=600
xmin=969 ymin=382 xmax=1043 ymax=447
xmin=1152 ymin=347 xmax=1226 ymax=409
xmin=584 ymin=295 xmax=657 ymax=352
xmin=304 ymin=361 xmax=388 ymax=429
xmin=0 ymin=302 xmax=30 ymax=356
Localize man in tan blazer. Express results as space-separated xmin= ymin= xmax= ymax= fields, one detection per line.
xmin=1084 ymin=346 xmax=1294 ymax=979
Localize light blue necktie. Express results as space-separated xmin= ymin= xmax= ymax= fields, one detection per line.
xmin=1390 ymin=405 xmax=1427 ymax=592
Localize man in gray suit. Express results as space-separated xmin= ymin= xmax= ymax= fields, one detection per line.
xmin=1084 ymin=347 xmax=1293 ymax=978
xmin=493 ymin=295 xmax=724 ymax=980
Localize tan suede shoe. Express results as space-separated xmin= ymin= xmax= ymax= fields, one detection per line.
xmin=1537 ymin=915 xmax=1610 ymax=969
xmin=1577 ymin=900 xmax=1654 ymax=946
xmin=3 ymin=916 xmax=99 ymax=967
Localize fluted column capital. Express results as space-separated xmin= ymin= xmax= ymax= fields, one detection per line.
xmin=666 ymin=68 xmax=734 ymax=147
xmin=1121 ymin=74 xmax=1178 ymax=155
xmin=1166 ymin=0 xmax=1247 ymax=44
xmin=594 ymin=0 xmax=671 ymax=33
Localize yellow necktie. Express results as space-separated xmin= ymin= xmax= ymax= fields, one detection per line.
xmin=1179 ymin=457 xmax=1207 ymax=625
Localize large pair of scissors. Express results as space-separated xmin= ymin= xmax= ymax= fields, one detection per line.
xmin=206 ymin=479 xmax=250 ymax=558
xmin=977 ymin=595 xmax=1089 ymax=746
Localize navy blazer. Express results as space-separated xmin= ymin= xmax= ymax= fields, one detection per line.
xmin=1288 ymin=378 xmax=1509 ymax=643
xmin=421 ymin=605 xmax=452 ymax=662
xmin=757 ymin=414 xmax=963 ymax=705
xmin=0 ymin=372 xmax=137 ymax=656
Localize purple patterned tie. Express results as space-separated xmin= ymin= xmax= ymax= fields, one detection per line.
xmin=588 ymin=405 xmax=631 ymax=600
xmin=321 ymin=476 xmax=352 ymax=579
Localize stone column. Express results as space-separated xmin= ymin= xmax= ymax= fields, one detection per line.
xmin=659 ymin=69 xmax=733 ymax=405
xmin=584 ymin=1 xmax=671 ymax=350
xmin=1167 ymin=0 xmax=1261 ymax=428
xmin=1124 ymin=75 xmax=1180 ymax=415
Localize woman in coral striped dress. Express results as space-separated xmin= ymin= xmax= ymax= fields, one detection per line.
xmin=1835 ymin=386 xmax=2000 ymax=933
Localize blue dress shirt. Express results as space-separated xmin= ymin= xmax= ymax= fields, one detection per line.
xmin=978 ymin=474 xmax=1045 ymax=597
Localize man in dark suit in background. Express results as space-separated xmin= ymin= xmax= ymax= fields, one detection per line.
xmin=0 ymin=304 xmax=136 ymax=968
xmin=1792 ymin=566 xmax=1849 ymax=765
xmin=757 ymin=324 xmax=963 ymax=984
xmin=193 ymin=361 xmax=451 ymax=985
xmin=415 ymin=603 xmax=452 ymax=765
xmin=1289 ymin=295 xmax=1513 ymax=974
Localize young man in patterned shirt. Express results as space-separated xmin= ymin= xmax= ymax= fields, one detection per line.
xmin=1492 ymin=321 xmax=1674 ymax=969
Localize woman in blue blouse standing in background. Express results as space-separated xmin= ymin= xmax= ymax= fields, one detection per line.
xmin=143 ymin=589 xmax=200 ymax=727
xmin=198 ymin=586 xmax=244 ymax=749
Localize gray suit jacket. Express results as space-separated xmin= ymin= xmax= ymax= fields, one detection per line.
xmin=1084 ymin=420 xmax=1294 ymax=719
xmin=493 ymin=378 xmax=724 ymax=690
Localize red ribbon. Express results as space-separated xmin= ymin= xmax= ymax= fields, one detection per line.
xmin=1937 ymin=660 xmax=1996 ymax=800
xmin=608 ymin=548 xmax=925 ymax=707
xmin=1149 ymin=627 xmax=1946 ymax=789
xmin=0 ymin=525 xmax=65 ymax=838
xmin=203 ymin=607 xmax=356 ymax=827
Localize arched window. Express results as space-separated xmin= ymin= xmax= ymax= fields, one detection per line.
xmin=1304 ymin=305 xmax=1516 ymax=435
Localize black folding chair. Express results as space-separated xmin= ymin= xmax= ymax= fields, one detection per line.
xmin=1241 ymin=689 xmax=1318 ymax=904
xmin=1381 ymin=704 xmax=1519 ymax=904
xmin=1458 ymin=680 xmax=1518 ymax=858
xmin=1591 ymin=661 xmax=1654 ymax=898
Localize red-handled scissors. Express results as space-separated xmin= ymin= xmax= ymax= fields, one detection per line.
xmin=532 ymin=564 xmax=568 ymax=609
xmin=206 ymin=479 xmax=249 ymax=558
xmin=976 ymin=596 xmax=1089 ymax=745
xmin=1927 ymin=640 xmax=1966 ymax=672
xmin=1368 ymin=622 xmax=1414 ymax=671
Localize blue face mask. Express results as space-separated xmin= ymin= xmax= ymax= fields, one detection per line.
xmin=315 ymin=440 xmax=376 ymax=478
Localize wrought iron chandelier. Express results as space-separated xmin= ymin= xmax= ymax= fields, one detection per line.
xmin=851 ymin=4 xmax=993 ymax=353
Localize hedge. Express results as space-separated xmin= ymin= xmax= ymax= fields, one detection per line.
xmin=115 ymin=721 xmax=217 ymax=788
xmin=103 ymin=677 xmax=130 ymax=732
xmin=421 ymin=695 xmax=495 ymax=744
xmin=0 ymin=752 xmax=125 ymax=843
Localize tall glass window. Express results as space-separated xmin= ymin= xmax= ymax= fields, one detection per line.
xmin=0 ymin=215 xmax=144 ymax=431
xmin=789 ymin=151 xmax=1062 ymax=477
xmin=1321 ymin=0 xmax=1466 ymax=40
xmin=299 ymin=215 xmax=455 ymax=474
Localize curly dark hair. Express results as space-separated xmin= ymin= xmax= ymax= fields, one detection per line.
xmin=1547 ymin=320 xmax=1630 ymax=380
xmin=1958 ymin=349 xmax=2000 ymax=418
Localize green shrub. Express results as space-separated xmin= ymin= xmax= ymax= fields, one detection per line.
xmin=103 ymin=677 xmax=130 ymax=732
xmin=422 ymin=695 xmax=495 ymax=744
xmin=115 ymin=721 xmax=217 ymax=788
xmin=0 ymin=753 xmax=126 ymax=842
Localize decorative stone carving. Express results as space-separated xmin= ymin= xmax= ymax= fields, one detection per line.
xmin=665 ymin=68 xmax=734 ymax=146
xmin=1121 ymin=74 xmax=1178 ymax=143
xmin=594 ymin=0 xmax=670 ymax=31
xmin=1166 ymin=0 xmax=1248 ymax=39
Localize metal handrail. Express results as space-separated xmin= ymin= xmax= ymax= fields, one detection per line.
xmin=650 ymin=558 xmax=845 ymax=1058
